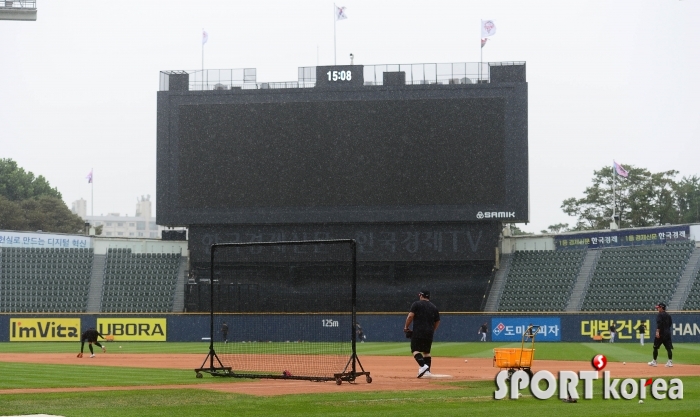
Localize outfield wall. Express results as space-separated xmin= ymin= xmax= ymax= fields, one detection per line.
xmin=3 ymin=313 xmax=700 ymax=343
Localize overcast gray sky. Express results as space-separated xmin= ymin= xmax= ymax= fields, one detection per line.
xmin=1 ymin=0 xmax=698 ymax=233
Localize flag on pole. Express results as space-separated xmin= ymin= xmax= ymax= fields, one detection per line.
xmin=613 ymin=161 xmax=629 ymax=178
xmin=481 ymin=20 xmax=497 ymax=38
xmin=202 ymin=30 xmax=208 ymax=45
xmin=336 ymin=5 xmax=347 ymax=20
xmin=86 ymin=169 xmax=93 ymax=184
xmin=481 ymin=38 xmax=488 ymax=48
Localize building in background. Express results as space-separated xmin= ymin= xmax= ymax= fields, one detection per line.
xmin=72 ymin=195 xmax=169 ymax=239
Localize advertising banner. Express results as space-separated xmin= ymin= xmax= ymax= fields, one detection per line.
xmin=562 ymin=314 xmax=700 ymax=343
xmin=3 ymin=313 xmax=700 ymax=343
xmin=491 ymin=317 xmax=561 ymax=342
xmin=96 ymin=318 xmax=166 ymax=341
xmin=9 ymin=318 xmax=80 ymax=341
xmin=0 ymin=230 xmax=91 ymax=249
xmin=579 ymin=317 xmax=650 ymax=342
xmin=554 ymin=225 xmax=690 ymax=249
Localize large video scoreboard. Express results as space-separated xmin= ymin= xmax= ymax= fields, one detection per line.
xmin=157 ymin=64 xmax=528 ymax=226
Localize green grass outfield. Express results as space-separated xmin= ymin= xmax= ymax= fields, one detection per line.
xmin=0 ymin=342 xmax=699 ymax=416
xmin=4 ymin=341 xmax=700 ymax=365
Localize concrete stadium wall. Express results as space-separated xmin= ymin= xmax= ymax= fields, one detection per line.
xmin=3 ymin=313 xmax=700 ymax=343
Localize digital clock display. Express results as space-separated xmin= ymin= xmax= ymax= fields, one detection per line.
xmin=315 ymin=65 xmax=364 ymax=88
xmin=327 ymin=70 xmax=352 ymax=81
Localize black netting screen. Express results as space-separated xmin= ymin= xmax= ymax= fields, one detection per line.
xmin=210 ymin=240 xmax=356 ymax=380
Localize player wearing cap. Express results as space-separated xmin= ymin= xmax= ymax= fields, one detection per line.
xmin=404 ymin=290 xmax=440 ymax=378
xmin=648 ymin=303 xmax=673 ymax=367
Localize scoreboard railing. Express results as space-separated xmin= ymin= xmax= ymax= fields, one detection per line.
xmin=0 ymin=1 xmax=36 ymax=9
xmin=160 ymin=61 xmax=525 ymax=92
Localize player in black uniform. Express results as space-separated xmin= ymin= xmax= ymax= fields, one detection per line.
xmin=404 ymin=290 xmax=440 ymax=378
xmin=637 ymin=322 xmax=647 ymax=346
xmin=648 ymin=303 xmax=673 ymax=367
xmin=221 ymin=322 xmax=229 ymax=344
xmin=355 ymin=322 xmax=366 ymax=343
xmin=78 ymin=327 xmax=106 ymax=358
xmin=478 ymin=322 xmax=488 ymax=342
xmin=609 ymin=322 xmax=617 ymax=343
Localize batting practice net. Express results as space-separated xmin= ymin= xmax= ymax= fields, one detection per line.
xmin=195 ymin=239 xmax=370 ymax=384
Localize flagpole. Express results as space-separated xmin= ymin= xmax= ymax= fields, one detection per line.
xmin=91 ymin=168 xmax=94 ymax=217
xmin=480 ymin=22 xmax=484 ymax=81
xmin=202 ymin=28 xmax=204 ymax=88
xmin=612 ymin=161 xmax=616 ymax=227
xmin=334 ymin=3 xmax=337 ymax=65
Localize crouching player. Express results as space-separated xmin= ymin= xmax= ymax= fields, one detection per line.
xmin=78 ymin=327 xmax=106 ymax=358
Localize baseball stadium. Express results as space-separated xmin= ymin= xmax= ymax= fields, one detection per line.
xmin=3 ymin=5 xmax=700 ymax=413
xmin=2 ymin=61 xmax=700 ymax=416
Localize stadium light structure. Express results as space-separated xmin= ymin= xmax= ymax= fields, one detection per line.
xmin=0 ymin=0 xmax=37 ymax=21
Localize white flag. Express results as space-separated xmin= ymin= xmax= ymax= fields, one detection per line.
xmin=202 ymin=30 xmax=208 ymax=45
xmin=336 ymin=5 xmax=347 ymax=21
xmin=481 ymin=20 xmax=497 ymax=38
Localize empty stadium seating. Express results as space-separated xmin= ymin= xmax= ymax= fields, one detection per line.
xmin=100 ymin=248 xmax=180 ymax=313
xmin=682 ymin=268 xmax=700 ymax=310
xmin=0 ymin=246 xmax=181 ymax=313
xmin=498 ymin=249 xmax=587 ymax=312
xmin=0 ymin=247 xmax=93 ymax=313
xmin=581 ymin=241 xmax=695 ymax=311
xmin=1 ymin=238 xmax=696 ymax=315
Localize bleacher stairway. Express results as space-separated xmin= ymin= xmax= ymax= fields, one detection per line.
xmin=171 ymin=256 xmax=188 ymax=312
xmin=669 ymin=247 xmax=700 ymax=311
xmin=565 ymin=249 xmax=600 ymax=312
xmin=86 ymin=254 xmax=106 ymax=313
xmin=483 ymin=253 xmax=512 ymax=312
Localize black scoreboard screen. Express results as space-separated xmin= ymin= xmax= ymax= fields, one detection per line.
xmin=178 ymin=98 xmax=504 ymax=208
xmin=157 ymin=72 xmax=528 ymax=225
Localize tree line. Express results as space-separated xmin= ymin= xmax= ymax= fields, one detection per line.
xmin=542 ymin=164 xmax=700 ymax=234
xmin=0 ymin=158 xmax=86 ymax=234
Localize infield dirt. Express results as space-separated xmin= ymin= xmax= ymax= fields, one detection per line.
xmin=0 ymin=353 xmax=697 ymax=396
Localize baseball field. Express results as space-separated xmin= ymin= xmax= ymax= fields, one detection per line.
xmin=1 ymin=341 xmax=699 ymax=416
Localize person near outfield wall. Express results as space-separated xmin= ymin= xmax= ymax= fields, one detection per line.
xmin=525 ymin=323 xmax=535 ymax=341
xmin=355 ymin=322 xmax=366 ymax=343
xmin=609 ymin=322 xmax=616 ymax=343
xmin=637 ymin=322 xmax=647 ymax=346
xmin=221 ymin=322 xmax=229 ymax=344
xmin=478 ymin=322 xmax=488 ymax=342
xmin=404 ymin=290 xmax=440 ymax=378
xmin=649 ymin=303 xmax=673 ymax=367
xmin=78 ymin=327 xmax=106 ymax=358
